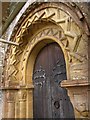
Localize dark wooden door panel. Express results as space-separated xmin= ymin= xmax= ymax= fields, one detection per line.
xmin=33 ymin=42 xmax=75 ymax=118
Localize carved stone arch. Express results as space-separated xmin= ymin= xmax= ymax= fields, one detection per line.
xmin=21 ymin=25 xmax=69 ymax=85
xmin=7 ymin=2 xmax=88 ymax=86
xmin=2 ymin=2 xmax=89 ymax=119
xmin=11 ymin=2 xmax=89 ymax=39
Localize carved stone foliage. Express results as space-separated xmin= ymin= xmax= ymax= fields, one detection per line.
xmin=4 ymin=3 xmax=88 ymax=85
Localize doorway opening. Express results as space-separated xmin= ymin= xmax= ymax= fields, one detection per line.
xmin=33 ymin=42 xmax=75 ymax=118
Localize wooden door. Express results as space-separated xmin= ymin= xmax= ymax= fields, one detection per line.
xmin=33 ymin=43 xmax=75 ymax=118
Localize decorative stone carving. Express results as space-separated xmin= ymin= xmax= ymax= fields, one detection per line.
xmin=2 ymin=2 xmax=89 ymax=119
xmin=74 ymin=94 xmax=89 ymax=117
xmin=18 ymin=90 xmax=27 ymax=101
xmin=61 ymin=79 xmax=89 ymax=118
xmin=4 ymin=4 xmax=88 ymax=85
xmin=6 ymin=91 xmax=15 ymax=102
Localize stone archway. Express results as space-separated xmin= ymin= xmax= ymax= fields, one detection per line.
xmin=25 ymin=27 xmax=69 ymax=118
xmin=22 ymin=25 xmax=69 ymax=118
xmin=2 ymin=2 xmax=89 ymax=119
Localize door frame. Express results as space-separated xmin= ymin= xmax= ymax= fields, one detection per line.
xmin=24 ymin=27 xmax=69 ymax=117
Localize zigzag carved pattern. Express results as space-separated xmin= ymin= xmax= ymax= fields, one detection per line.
xmin=16 ymin=8 xmax=82 ymax=58
xmin=6 ymin=7 xmax=87 ymax=83
xmin=7 ymin=45 xmax=24 ymax=83
xmin=20 ymin=27 xmax=69 ymax=82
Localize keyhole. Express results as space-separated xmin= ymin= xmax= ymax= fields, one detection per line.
xmin=54 ymin=101 xmax=60 ymax=109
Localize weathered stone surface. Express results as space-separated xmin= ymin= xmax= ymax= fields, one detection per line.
xmin=0 ymin=1 xmax=89 ymax=119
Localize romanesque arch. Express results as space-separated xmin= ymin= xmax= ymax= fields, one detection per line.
xmin=2 ymin=2 xmax=89 ymax=118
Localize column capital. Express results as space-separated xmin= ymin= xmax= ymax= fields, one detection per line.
xmin=6 ymin=90 xmax=15 ymax=102
xmin=18 ymin=90 xmax=27 ymax=101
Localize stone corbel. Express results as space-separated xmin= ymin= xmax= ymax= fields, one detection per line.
xmin=61 ymin=79 xmax=90 ymax=118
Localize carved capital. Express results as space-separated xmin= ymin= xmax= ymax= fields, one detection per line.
xmin=6 ymin=91 xmax=15 ymax=102
xmin=18 ymin=90 xmax=27 ymax=101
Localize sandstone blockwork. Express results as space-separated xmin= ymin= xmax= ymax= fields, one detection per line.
xmin=1 ymin=2 xmax=90 ymax=119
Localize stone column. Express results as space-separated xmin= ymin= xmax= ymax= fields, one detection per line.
xmin=8 ymin=101 xmax=15 ymax=118
xmin=15 ymin=102 xmax=19 ymax=118
xmin=6 ymin=90 xmax=15 ymax=118
xmin=2 ymin=91 xmax=8 ymax=118
xmin=19 ymin=90 xmax=27 ymax=118
xmin=15 ymin=90 xmax=19 ymax=118
xmin=26 ymin=85 xmax=34 ymax=118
